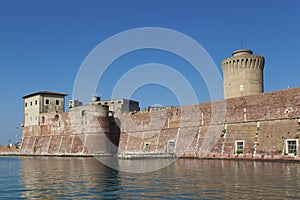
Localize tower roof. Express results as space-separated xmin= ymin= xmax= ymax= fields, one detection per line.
xmin=22 ymin=91 xmax=68 ymax=99
xmin=232 ymin=49 xmax=253 ymax=56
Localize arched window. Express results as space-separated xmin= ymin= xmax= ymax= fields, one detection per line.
xmin=54 ymin=114 xmax=59 ymax=120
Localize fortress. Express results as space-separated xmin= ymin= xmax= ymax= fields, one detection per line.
xmin=20 ymin=50 xmax=300 ymax=161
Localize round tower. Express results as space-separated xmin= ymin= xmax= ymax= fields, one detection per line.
xmin=221 ymin=49 xmax=265 ymax=99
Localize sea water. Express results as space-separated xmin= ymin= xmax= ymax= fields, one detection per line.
xmin=0 ymin=157 xmax=299 ymax=199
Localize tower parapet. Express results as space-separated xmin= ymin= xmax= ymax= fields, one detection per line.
xmin=222 ymin=49 xmax=265 ymax=99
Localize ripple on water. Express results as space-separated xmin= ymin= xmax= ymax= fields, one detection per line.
xmin=0 ymin=157 xmax=300 ymax=199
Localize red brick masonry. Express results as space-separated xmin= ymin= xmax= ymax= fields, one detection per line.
xmin=21 ymin=87 xmax=300 ymax=161
xmin=118 ymin=87 xmax=300 ymax=161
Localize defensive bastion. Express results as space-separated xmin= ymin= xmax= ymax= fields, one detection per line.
xmin=20 ymin=50 xmax=300 ymax=161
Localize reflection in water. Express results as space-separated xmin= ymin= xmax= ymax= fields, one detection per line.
xmin=0 ymin=157 xmax=298 ymax=199
xmin=20 ymin=157 xmax=120 ymax=199
xmin=98 ymin=156 xmax=177 ymax=173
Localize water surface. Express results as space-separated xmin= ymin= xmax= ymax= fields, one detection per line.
xmin=0 ymin=157 xmax=299 ymax=199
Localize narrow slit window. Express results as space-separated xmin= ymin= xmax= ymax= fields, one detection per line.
xmin=144 ymin=143 xmax=150 ymax=152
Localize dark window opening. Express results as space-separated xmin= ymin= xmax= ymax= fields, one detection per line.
xmin=167 ymin=140 xmax=175 ymax=153
xmin=54 ymin=114 xmax=59 ymax=120
xmin=287 ymin=140 xmax=297 ymax=154
xmin=144 ymin=143 xmax=150 ymax=152
xmin=236 ymin=142 xmax=243 ymax=151
xmin=81 ymin=110 xmax=86 ymax=117
xmin=235 ymin=140 xmax=244 ymax=154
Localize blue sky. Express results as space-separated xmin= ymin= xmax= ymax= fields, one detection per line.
xmin=0 ymin=0 xmax=299 ymax=145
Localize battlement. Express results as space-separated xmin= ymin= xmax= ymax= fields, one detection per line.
xmin=222 ymin=55 xmax=265 ymax=73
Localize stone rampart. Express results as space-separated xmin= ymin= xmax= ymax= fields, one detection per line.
xmin=20 ymin=104 xmax=120 ymax=156
xmin=20 ymin=87 xmax=300 ymax=160
xmin=118 ymin=87 xmax=300 ymax=161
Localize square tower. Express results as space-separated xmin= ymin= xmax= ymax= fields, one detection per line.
xmin=22 ymin=91 xmax=67 ymax=126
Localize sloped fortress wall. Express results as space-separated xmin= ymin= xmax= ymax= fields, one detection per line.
xmin=20 ymin=104 xmax=120 ymax=156
xmin=118 ymin=87 xmax=300 ymax=161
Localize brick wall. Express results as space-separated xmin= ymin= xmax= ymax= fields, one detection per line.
xmin=20 ymin=87 xmax=300 ymax=160
xmin=118 ymin=87 xmax=300 ymax=161
xmin=20 ymin=104 xmax=120 ymax=156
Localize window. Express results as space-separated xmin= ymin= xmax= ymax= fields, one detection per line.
xmin=55 ymin=100 xmax=60 ymax=106
xmin=35 ymin=100 xmax=38 ymax=105
xmin=35 ymin=116 xmax=38 ymax=121
xmin=30 ymin=101 xmax=32 ymax=106
xmin=30 ymin=117 xmax=32 ymax=121
xmin=144 ymin=143 xmax=150 ymax=152
xmin=111 ymin=102 xmax=114 ymax=104
xmin=118 ymin=101 xmax=122 ymax=104
xmin=167 ymin=140 xmax=175 ymax=153
xmin=45 ymin=99 xmax=50 ymax=105
xmin=235 ymin=140 xmax=244 ymax=154
xmin=25 ymin=103 xmax=27 ymax=108
xmin=285 ymin=139 xmax=298 ymax=155
xmin=54 ymin=114 xmax=59 ymax=120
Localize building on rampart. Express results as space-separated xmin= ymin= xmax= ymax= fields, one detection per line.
xmin=22 ymin=91 xmax=67 ymax=126
xmin=68 ymin=99 xmax=83 ymax=109
xmin=222 ymin=49 xmax=265 ymax=99
xmin=87 ymin=97 xmax=140 ymax=117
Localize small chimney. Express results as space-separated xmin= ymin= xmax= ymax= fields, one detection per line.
xmin=92 ymin=96 xmax=101 ymax=102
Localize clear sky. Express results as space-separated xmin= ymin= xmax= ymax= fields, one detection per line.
xmin=0 ymin=0 xmax=299 ymax=145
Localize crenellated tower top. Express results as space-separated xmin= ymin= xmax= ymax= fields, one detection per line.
xmin=222 ymin=49 xmax=265 ymax=99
